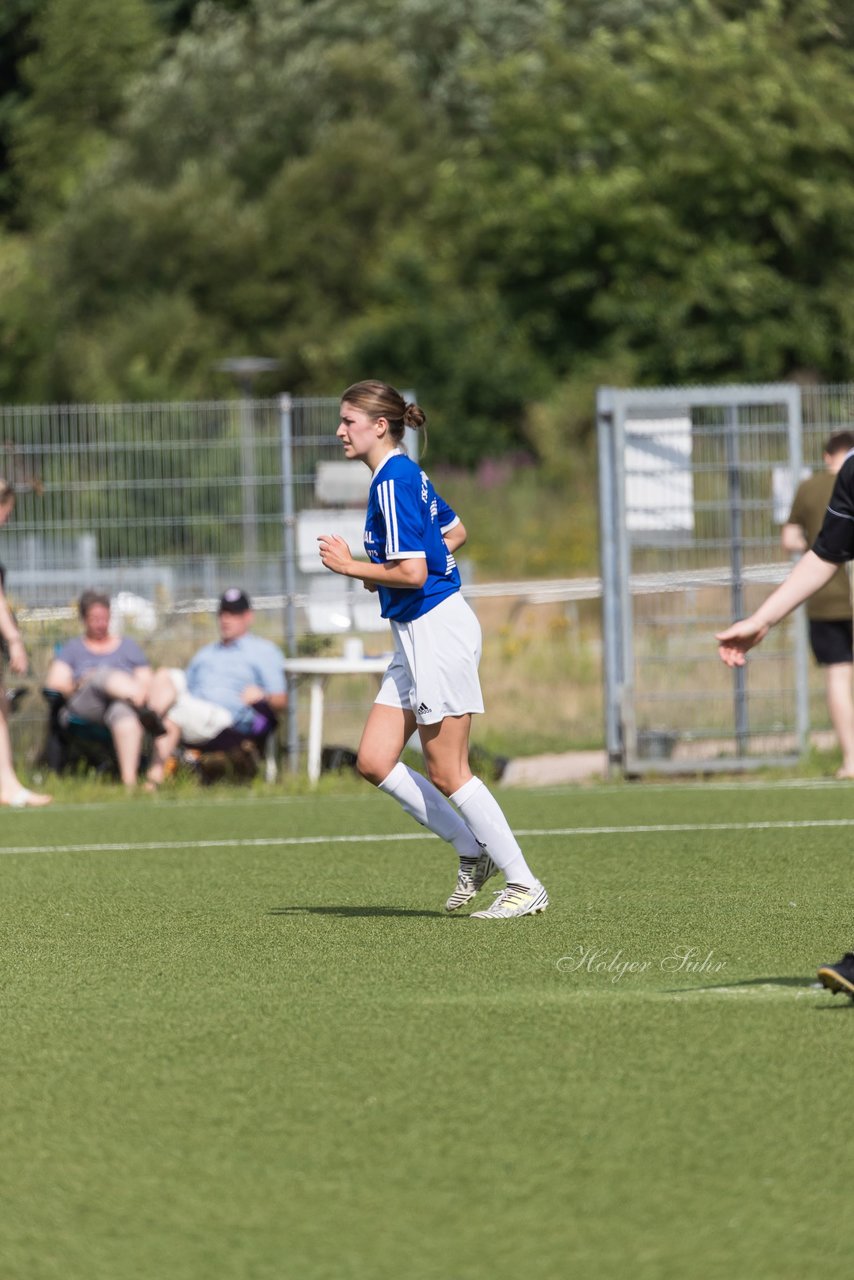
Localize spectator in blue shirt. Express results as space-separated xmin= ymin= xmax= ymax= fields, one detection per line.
xmin=144 ymin=588 xmax=286 ymax=787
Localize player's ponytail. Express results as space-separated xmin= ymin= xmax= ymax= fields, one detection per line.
xmin=402 ymin=402 xmax=426 ymax=431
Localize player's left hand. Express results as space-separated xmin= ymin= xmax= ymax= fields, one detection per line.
xmin=7 ymin=637 xmax=27 ymax=675
xmin=317 ymin=534 xmax=354 ymax=576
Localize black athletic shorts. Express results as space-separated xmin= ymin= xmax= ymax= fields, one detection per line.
xmin=809 ymin=618 xmax=854 ymax=666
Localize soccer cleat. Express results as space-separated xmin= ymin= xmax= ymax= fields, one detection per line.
xmin=444 ymin=849 xmax=499 ymax=912
xmin=817 ymin=953 xmax=854 ymax=998
xmin=470 ymin=880 xmax=549 ymax=920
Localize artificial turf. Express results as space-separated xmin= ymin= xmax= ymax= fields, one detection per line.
xmin=2 ymin=780 xmax=853 ymax=1279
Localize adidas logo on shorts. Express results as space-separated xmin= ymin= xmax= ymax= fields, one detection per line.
xmin=417 ymin=702 xmax=432 ymax=716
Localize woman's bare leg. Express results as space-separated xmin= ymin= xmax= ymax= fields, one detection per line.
xmin=359 ymin=704 xmax=482 ymax=859
xmin=0 ymin=693 xmax=51 ymax=805
xmin=356 ymin=703 xmax=416 ymax=784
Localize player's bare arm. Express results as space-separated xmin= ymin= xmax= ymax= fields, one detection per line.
xmin=443 ymin=520 xmax=467 ymax=554
xmin=716 ymin=550 xmax=838 ymax=667
xmin=317 ymin=534 xmax=428 ymax=589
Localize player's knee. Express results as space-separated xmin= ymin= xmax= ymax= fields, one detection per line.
xmin=424 ymin=762 xmax=455 ymax=797
xmin=356 ymin=748 xmax=388 ymax=787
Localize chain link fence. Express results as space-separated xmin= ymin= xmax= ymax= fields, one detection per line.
xmin=1 ymin=396 xmax=600 ymax=770
xmin=597 ymin=381 xmax=854 ymax=776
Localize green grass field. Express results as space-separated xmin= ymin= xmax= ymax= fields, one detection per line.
xmin=3 ymin=778 xmax=854 ymax=1280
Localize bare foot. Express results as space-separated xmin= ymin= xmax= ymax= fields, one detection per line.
xmin=836 ymin=767 xmax=854 ymax=780
xmin=1 ymin=787 xmax=52 ymax=807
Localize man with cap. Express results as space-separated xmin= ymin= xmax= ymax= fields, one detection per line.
xmin=144 ymin=588 xmax=286 ymax=787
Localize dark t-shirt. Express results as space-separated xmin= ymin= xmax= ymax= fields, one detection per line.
xmin=813 ymin=454 xmax=854 ymax=563
xmin=788 ymin=470 xmax=852 ymax=620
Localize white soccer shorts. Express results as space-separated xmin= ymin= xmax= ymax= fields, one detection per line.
xmin=375 ymin=592 xmax=485 ymax=725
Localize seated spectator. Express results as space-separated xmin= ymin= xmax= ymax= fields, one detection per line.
xmin=44 ymin=589 xmax=161 ymax=789
xmin=144 ymin=588 xmax=286 ymax=787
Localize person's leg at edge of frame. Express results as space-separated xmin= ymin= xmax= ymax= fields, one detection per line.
xmin=0 ymin=692 xmax=51 ymax=806
xmin=824 ymin=661 xmax=854 ymax=778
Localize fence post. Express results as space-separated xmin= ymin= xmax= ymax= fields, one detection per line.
xmin=238 ymin=394 xmax=258 ymax=573
xmin=786 ymin=386 xmax=809 ymax=754
xmin=280 ymin=393 xmax=300 ymax=772
xmin=724 ymin=405 xmax=749 ymax=755
xmin=596 ymin=388 xmax=623 ymax=774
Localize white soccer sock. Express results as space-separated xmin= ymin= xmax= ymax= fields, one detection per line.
xmin=378 ymin=763 xmax=481 ymax=858
xmin=450 ymin=776 xmax=537 ymax=887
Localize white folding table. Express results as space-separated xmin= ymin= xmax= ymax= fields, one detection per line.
xmin=283 ymin=655 xmax=390 ymax=783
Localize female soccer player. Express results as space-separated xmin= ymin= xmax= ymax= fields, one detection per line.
xmin=317 ymin=380 xmax=548 ymax=919
xmin=0 ymin=480 xmax=51 ymax=806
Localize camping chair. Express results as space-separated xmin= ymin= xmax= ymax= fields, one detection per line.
xmin=175 ymin=699 xmax=280 ymax=785
xmin=39 ymin=688 xmax=121 ymax=776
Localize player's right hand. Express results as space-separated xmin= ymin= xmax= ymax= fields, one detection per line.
xmin=715 ymin=618 xmax=770 ymax=667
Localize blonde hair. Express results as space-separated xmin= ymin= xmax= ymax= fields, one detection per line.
xmin=341 ymin=380 xmax=427 ymax=448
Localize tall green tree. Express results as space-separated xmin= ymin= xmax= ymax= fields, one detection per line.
xmin=8 ymin=0 xmax=854 ymax=466
xmin=423 ymin=0 xmax=854 ymax=384
xmin=11 ymin=0 xmax=159 ymax=223
xmin=0 ymin=0 xmax=45 ymax=223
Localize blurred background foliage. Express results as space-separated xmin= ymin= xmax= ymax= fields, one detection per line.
xmin=3 ymin=0 xmax=854 ymax=475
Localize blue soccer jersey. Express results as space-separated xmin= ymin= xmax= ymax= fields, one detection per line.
xmin=364 ymin=451 xmax=462 ymax=622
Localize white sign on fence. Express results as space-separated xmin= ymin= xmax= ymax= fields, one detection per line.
xmin=625 ymin=415 xmax=694 ymax=532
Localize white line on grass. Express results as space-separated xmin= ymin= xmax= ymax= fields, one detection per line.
xmin=5 ymin=815 xmax=854 ymax=858
xmin=531 ymin=778 xmax=852 ymax=797
xmin=22 ymin=775 xmax=852 ymax=814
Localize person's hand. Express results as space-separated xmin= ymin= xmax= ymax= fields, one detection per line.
xmin=317 ymin=534 xmax=354 ymax=577
xmin=716 ymin=618 xmax=770 ymax=667
xmin=242 ymin=684 xmax=265 ymax=705
xmin=7 ymin=637 xmax=27 ymax=676
xmin=362 ymin=581 xmax=378 ymax=593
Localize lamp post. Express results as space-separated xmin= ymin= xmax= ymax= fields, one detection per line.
xmin=214 ymin=357 xmax=282 ymax=577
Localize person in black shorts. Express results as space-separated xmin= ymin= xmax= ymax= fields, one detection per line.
xmin=717 ymin=435 xmax=854 ymax=997
xmin=782 ymin=431 xmax=854 ymax=778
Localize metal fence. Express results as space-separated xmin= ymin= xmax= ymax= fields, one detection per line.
xmin=0 ymin=396 xmax=348 ymax=763
xmin=12 ymin=382 xmax=849 ymax=779
xmin=1 ymin=397 xmax=327 ymax=602
xmin=597 ymin=381 xmax=854 ymax=776
xmin=1 ymin=395 xmax=601 ymax=771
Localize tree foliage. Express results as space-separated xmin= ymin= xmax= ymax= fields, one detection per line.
xmin=4 ymin=0 xmax=854 ymax=465
xmin=12 ymin=0 xmax=160 ymax=222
